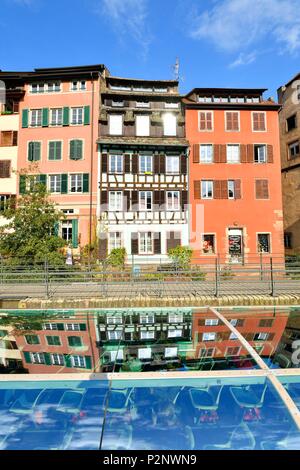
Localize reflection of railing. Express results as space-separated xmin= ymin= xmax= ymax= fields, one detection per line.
xmin=0 ymin=255 xmax=299 ymax=299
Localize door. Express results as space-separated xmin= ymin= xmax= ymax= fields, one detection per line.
xmin=228 ymin=229 xmax=243 ymax=263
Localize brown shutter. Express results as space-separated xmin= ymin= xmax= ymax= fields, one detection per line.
xmin=124 ymin=191 xmax=130 ymax=211
xmin=268 ymin=333 xmax=275 ymax=342
xmin=214 ymin=144 xmax=220 ymax=163
xmin=154 ymin=233 xmax=161 ymax=254
xmin=259 ymin=113 xmax=266 ymax=131
xmin=154 ymin=154 xmax=160 ymax=174
xmin=167 ymin=231 xmax=181 ymax=252
xmin=240 ymin=144 xmax=247 ymax=163
xmin=12 ymin=131 xmax=18 ymax=146
xmin=220 ymin=145 xmax=227 ymax=163
xmin=124 ymin=154 xmax=131 ymax=173
xmin=247 ymin=144 xmax=254 ymax=163
xmin=180 ymin=154 xmax=187 ymax=174
xmin=256 ymin=180 xmax=269 ymax=199
xmin=226 ymin=112 xmax=233 ymax=131
xmin=199 ymin=112 xmax=207 ymax=131
xmin=132 ymin=153 xmax=138 ymax=174
xmin=154 ymin=191 xmax=162 ymax=207
xmin=131 ymin=234 xmax=139 ymax=255
xmin=244 ymin=333 xmax=254 ymax=342
xmin=101 ymin=153 xmax=108 ymax=173
xmin=235 ymin=180 xmax=241 ymax=199
xmin=193 ymin=144 xmax=200 ymax=163
xmin=0 ymin=160 xmax=11 ymax=178
xmin=0 ymin=131 xmax=13 ymax=146
xmin=206 ymin=112 xmax=213 ymax=131
xmin=160 ymin=154 xmax=166 ymax=174
xmin=181 ymin=191 xmax=188 ymax=210
xmin=232 ymin=112 xmax=239 ymax=131
xmin=214 ymin=180 xmax=222 ymax=199
xmin=131 ymin=191 xmax=138 ymax=209
xmin=267 ymin=145 xmax=274 ymax=163
xmin=98 ymin=237 xmax=108 ymax=261
xmin=221 ymin=180 xmax=228 ymax=199
xmin=194 ymin=181 xmax=201 ymax=199
xmin=101 ymin=190 xmax=108 ymax=206
xmin=253 ymin=112 xmax=259 ymax=131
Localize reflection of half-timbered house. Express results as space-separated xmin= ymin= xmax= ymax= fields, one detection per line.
xmin=98 ymin=76 xmax=189 ymax=263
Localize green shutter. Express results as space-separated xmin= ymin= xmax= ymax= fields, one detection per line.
xmin=54 ymin=222 xmax=59 ymax=237
xmin=19 ymin=175 xmax=26 ymax=195
xmin=84 ymin=106 xmax=90 ymax=125
xmin=57 ymin=323 xmax=64 ymax=331
xmin=64 ymin=355 xmax=72 ymax=368
xmin=23 ymin=351 xmax=32 ymax=364
xmin=79 ymin=323 xmax=87 ymax=331
xmin=72 ymin=219 xmax=78 ymax=249
xmin=44 ymin=353 xmax=51 ymax=366
xmin=85 ymin=356 xmax=92 ymax=370
xmin=49 ymin=141 xmax=61 ymax=161
xmin=38 ymin=174 xmax=47 ymax=188
xmin=61 ymin=174 xmax=68 ymax=194
xmin=82 ymin=173 xmax=89 ymax=193
xmin=29 ymin=142 xmax=41 ymax=161
xmin=28 ymin=142 xmax=34 ymax=161
xmin=68 ymin=336 xmax=82 ymax=347
xmin=70 ymin=140 xmax=83 ymax=160
xmin=63 ymin=107 xmax=70 ymax=126
xmin=42 ymin=108 xmax=49 ymax=127
xmin=22 ymin=109 xmax=29 ymax=128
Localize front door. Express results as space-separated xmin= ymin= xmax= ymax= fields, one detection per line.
xmin=228 ymin=229 xmax=243 ymax=263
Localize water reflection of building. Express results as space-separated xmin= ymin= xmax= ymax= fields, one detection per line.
xmin=0 ymin=326 xmax=24 ymax=372
xmin=97 ymin=309 xmax=193 ymax=372
xmin=273 ymin=309 xmax=300 ymax=367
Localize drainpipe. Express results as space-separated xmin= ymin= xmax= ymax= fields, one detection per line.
xmin=88 ymin=73 xmax=96 ymax=266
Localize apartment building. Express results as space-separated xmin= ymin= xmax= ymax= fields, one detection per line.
xmin=0 ymin=74 xmax=24 ymax=228
xmin=3 ymin=65 xmax=107 ymax=252
xmin=278 ymin=74 xmax=300 ymax=254
xmin=98 ymin=76 xmax=189 ymax=263
xmin=184 ymin=88 xmax=284 ymax=262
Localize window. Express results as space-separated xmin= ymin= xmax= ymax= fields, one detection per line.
xmin=109 ymin=191 xmax=123 ymax=211
xmin=230 ymin=319 xmax=244 ymax=327
xmin=168 ymin=313 xmax=183 ymax=323
xmin=0 ymin=161 xmax=11 ymax=178
xmin=202 ymin=234 xmax=215 ymax=254
xmin=139 ymin=232 xmax=153 ymax=255
xmin=205 ymin=319 xmax=219 ymax=326
xmin=109 ymin=350 xmax=124 ymax=362
xmin=68 ymin=336 xmax=82 ymax=347
xmin=28 ymin=142 xmax=41 ymax=162
xmin=31 ymin=353 xmax=45 ymax=364
xmin=168 ymin=329 xmax=182 ymax=338
xmin=254 ymin=145 xmax=266 ymax=163
xmin=109 ymin=114 xmax=123 ymax=135
xmin=166 ymin=191 xmax=180 ymax=210
xmin=139 ymin=154 xmax=152 ymax=173
xmin=166 ymin=155 xmax=180 ymax=174
xmin=200 ymin=348 xmax=215 ymax=358
xmin=0 ymin=130 xmax=18 ymax=147
xmin=71 ymin=81 xmax=86 ymax=91
xmin=71 ymin=355 xmax=86 ymax=368
xmin=61 ymin=221 xmax=73 ymax=242
xmin=30 ymin=109 xmax=42 ymax=127
xmin=140 ymin=314 xmax=155 ymax=324
xmin=259 ymin=319 xmax=274 ymax=327
xmin=109 ymin=232 xmax=122 ymax=252
xmin=256 ymin=180 xmax=269 ymax=199
xmin=107 ymin=331 xmax=123 ymax=341
xmin=199 ymin=111 xmax=213 ymax=131
xmin=70 ymin=140 xmax=83 ymax=160
xmin=136 ymin=115 xmax=150 ymax=136
xmin=48 ymin=141 xmax=62 ymax=161
xmin=51 ymin=354 xmax=64 ymax=366
xmin=43 ymin=323 xmax=59 ymax=331
xmin=165 ymin=347 xmax=178 ymax=358
xmin=201 ymin=181 xmax=213 ymax=199
xmin=112 ymin=101 xmax=124 ymax=107
xmin=109 ymin=154 xmax=123 ymax=173
xmin=71 ymin=107 xmax=83 ymax=125
xmin=25 ymin=335 xmax=40 ymax=345
xmin=227 ymin=145 xmax=240 ymax=163
xmin=138 ymin=348 xmax=152 ymax=359
xmin=66 ymin=324 xmax=81 ymax=331
xmin=226 ymin=347 xmax=241 ymax=356
xmin=202 ymin=332 xmax=216 ymax=341
xmin=229 ymin=332 xmax=239 ymax=340
xmin=257 ymin=233 xmax=271 ymax=253
xmin=140 ymin=331 xmax=155 ymax=340
xmin=284 ymin=232 xmax=292 ymax=249
xmin=228 ymin=180 xmax=235 ymax=199
xmin=50 ymin=108 xmax=63 ymax=126
xmin=107 ymin=315 xmax=123 ymax=325
xmin=31 ymin=83 xmax=44 ymax=94
xmin=200 ymin=144 xmax=213 ymax=163
xmin=198 ymin=96 xmax=212 ymax=103
xmin=163 ymin=113 xmax=177 ymax=136
xmin=289 ymin=141 xmax=300 ymax=159
xmin=226 ymin=112 xmax=239 ymax=131
xmin=254 ymin=332 xmax=269 ymax=341
xmin=287 ymin=114 xmax=297 ymax=132
xmin=252 ymin=112 xmax=266 ymax=131
xmin=47 ymin=82 xmax=61 ymax=93
xmin=46 ymin=336 xmax=61 ymax=346
xmin=70 ymin=174 xmax=83 ymax=192
xmin=165 ymin=102 xmax=179 ymax=109
xmin=0 ymin=195 xmax=14 ymax=212
xmin=139 ymin=191 xmax=152 ymax=211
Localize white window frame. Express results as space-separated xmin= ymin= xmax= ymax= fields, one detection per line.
xmin=31 ymin=352 xmax=45 ymax=364
xmin=256 ymin=332 xmax=269 ymax=341
xmin=43 ymin=323 xmax=59 ymax=331
xmin=110 ymin=350 xmax=124 ymax=362
xmin=107 ymin=330 xmax=123 ymax=341
xmin=257 ymin=233 xmax=271 ymax=254
xmin=252 ymin=111 xmax=267 ymax=132
xmin=165 ymin=347 xmax=178 ymax=358
xmin=66 ymin=323 xmax=81 ymax=331
xmin=200 ymin=144 xmax=214 ymax=163
xmin=199 ymin=347 xmax=215 ymax=358
xmin=108 ymin=232 xmax=122 ymax=252
xmin=225 ymin=111 xmax=240 ymax=132
xmin=70 ymin=173 xmax=83 ymax=193
xmin=139 ymin=191 xmax=153 ymax=211
xmin=140 ymin=330 xmax=155 ymax=340
xmin=254 ymin=144 xmax=267 ymax=163
xmin=140 ymin=314 xmax=155 ymax=324
xmin=201 ymin=180 xmax=213 ymax=199
xmin=136 ymin=101 xmax=150 ymax=108
xmin=136 ymin=115 xmax=150 ymax=137
xmin=71 ymin=107 xmax=84 ymax=125
xmin=61 ymin=221 xmax=73 ymax=242
xmin=71 ymin=355 xmax=86 ymax=368
xmin=167 ymin=329 xmax=183 ymax=338
xmin=47 ymin=82 xmax=61 ymax=93
xmin=109 ymin=191 xmax=123 ymax=211
xmin=50 ymin=108 xmax=63 ymax=126
xmin=107 ymin=315 xmax=123 ymax=325
xmin=109 ymin=154 xmax=123 ymax=174
xmin=49 ymin=174 xmax=62 ymax=193
xmin=138 ymin=348 xmax=152 ymax=359
xmin=139 ymin=232 xmax=154 ymax=255
xmin=289 ymin=141 xmax=300 ymax=159
xmin=228 ymin=180 xmax=235 ymax=199
xmin=202 ymin=332 xmax=217 ymax=341
xmin=109 ymin=114 xmax=123 ymax=136
xmin=225 ymin=346 xmax=242 ymax=356
xmin=229 ymin=332 xmax=239 ymax=340
xmin=163 ymin=113 xmax=177 ymax=136
xmin=139 ymin=154 xmax=152 ymax=174
xmin=168 ymin=313 xmax=183 ymax=323
xmin=51 ymin=353 xmax=64 ymax=366
xmin=226 ymin=144 xmax=240 ymax=164
xmin=166 ymin=155 xmax=180 ymax=174
xmin=198 ymin=111 xmax=214 ymax=132
xmin=166 ymin=191 xmax=180 ymax=211
xmin=205 ymin=319 xmax=219 ymax=326
xmin=30 ymin=83 xmax=44 ymax=94
xmin=30 ymin=109 xmax=42 ymax=127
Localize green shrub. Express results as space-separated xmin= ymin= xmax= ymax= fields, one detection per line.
xmin=107 ymin=248 xmax=127 ymax=269
xmin=168 ymin=246 xmax=193 ymax=270
xmin=220 ymin=266 xmax=235 ymax=280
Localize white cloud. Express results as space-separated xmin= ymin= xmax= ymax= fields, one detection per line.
xmin=100 ymin=0 xmax=152 ymax=57
xmin=191 ymin=0 xmax=300 ymax=55
xmin=229 ymin=51 xmax=257 ymax=68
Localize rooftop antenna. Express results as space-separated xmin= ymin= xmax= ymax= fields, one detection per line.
xmin=173 ymin=57 xmax=180 ymax=81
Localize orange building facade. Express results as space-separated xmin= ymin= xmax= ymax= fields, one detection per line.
xmin=185 ymin=88 xmax=284 ymax=263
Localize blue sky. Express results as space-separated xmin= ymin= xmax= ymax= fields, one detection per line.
xmin=1 ymin=0 xmax=300 ymax=99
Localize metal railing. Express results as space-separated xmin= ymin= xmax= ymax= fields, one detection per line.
xmin=0 ymin=254 xmax=299 ymax=299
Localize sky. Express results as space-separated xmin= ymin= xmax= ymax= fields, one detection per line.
xmin=1 ymin=0 xmax=300 ymax=99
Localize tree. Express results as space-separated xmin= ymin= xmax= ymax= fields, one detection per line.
xmin=168 ymin=246 xmax=193 ymax=270
xmin=0 ymin=175 xmax=66 ymax=266
xmin=107 ymin=248 xmax=127 ymax=269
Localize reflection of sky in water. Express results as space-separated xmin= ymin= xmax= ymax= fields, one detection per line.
xmin=0 ymin=378 xmax=300 ymax=450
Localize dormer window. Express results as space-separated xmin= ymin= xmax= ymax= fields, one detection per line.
xmin=48 ymin=82 xmax=61 ymax=93
xmin=198 ymin=96 xmax=212 ymax=103
xmin=165 ymin=102 xmax=179 ymax=109
xmin=31 ymin=83 xmax=44 ymax=94
xmin=110 ymin=85 xmax=131 ymax=91
xmin=136 ymin=101 xmax=150 ymax=108
xmin=112 ymin=101 xmax=124 ymax=107
xmin=154 ymin=88 xmax=168 ymax=93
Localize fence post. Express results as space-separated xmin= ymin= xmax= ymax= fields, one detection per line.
xmin=270 ymin=257 xmax=275 ymax=297
xmin=44 ymin=258 xmax=49 ymax=298
xmin=260 ymin=252 xmax=263 ymax=281
xmin=0 ymin=256 xmax=3 ymax=285
xmin=215 ymin=256 xmax=219 ymax=297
